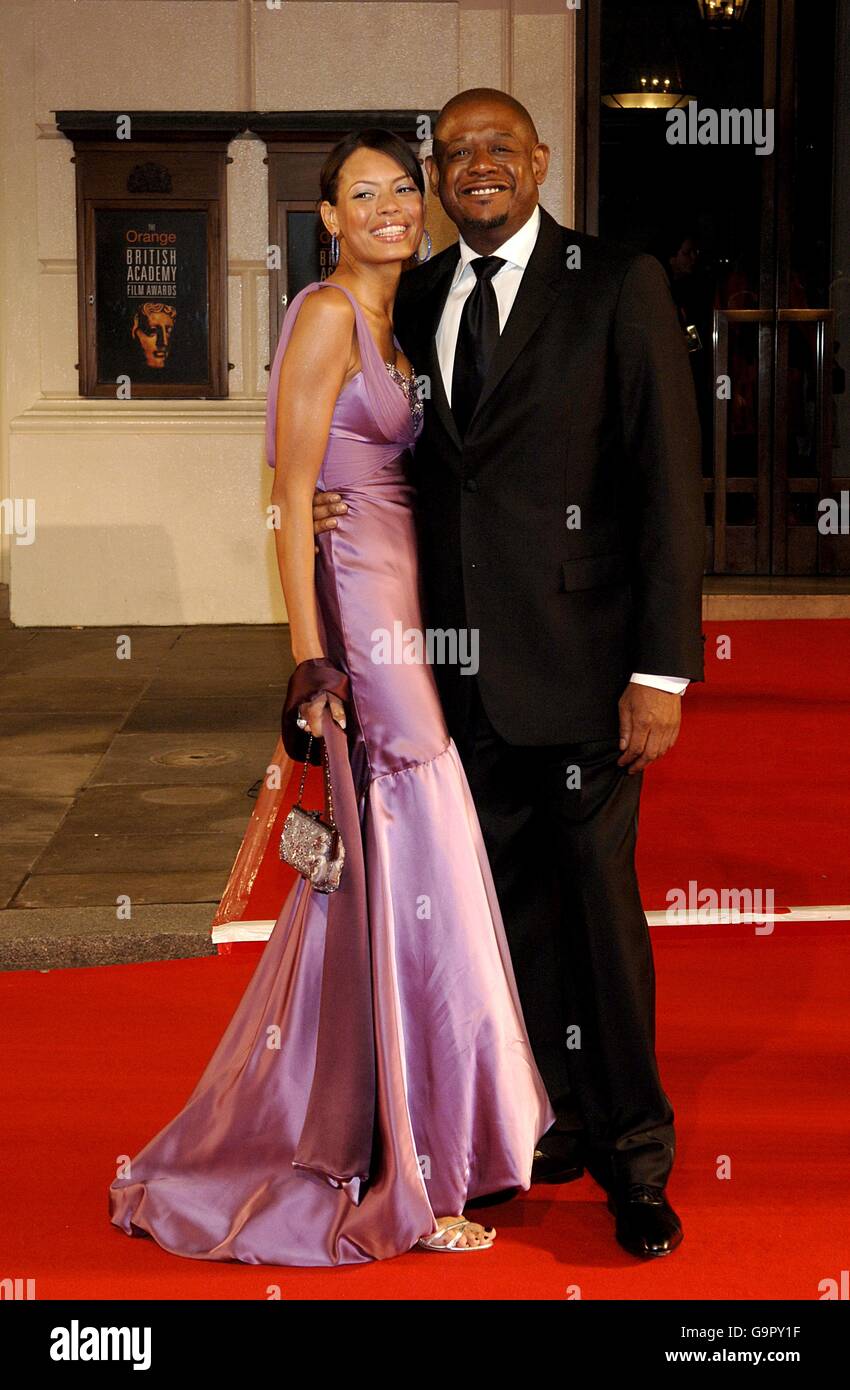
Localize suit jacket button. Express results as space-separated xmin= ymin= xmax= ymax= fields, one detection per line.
xmin=464 ymin=477 xmax=478 ymax=492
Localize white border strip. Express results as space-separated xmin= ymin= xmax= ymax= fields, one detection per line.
xmin=212 ymin=919 xmax=278 ymax=945
xmin=212 ymin=904 xmax=850 ymax=946
xmin=646 ymin=904 xmax=850 ymax=926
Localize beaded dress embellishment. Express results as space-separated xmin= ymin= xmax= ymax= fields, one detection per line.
xmin=385 ymin=361 xmax=424 ymax=430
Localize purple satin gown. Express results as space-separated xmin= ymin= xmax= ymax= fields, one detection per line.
xmin=108 ymin=280 xmax=555 ymax=1265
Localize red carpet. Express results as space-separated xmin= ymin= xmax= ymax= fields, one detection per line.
xmin=2 ymin=620 xmax=848 ymax=1298
xmin=637 ymin=619 xmax=850 ymax=911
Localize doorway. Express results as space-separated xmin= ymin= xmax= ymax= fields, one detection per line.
xmin=576 ymin=0 xmax=849 ymax=576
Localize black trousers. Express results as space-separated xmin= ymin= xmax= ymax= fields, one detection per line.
xmin=452 ymin=676 xmax=675 ymax=1191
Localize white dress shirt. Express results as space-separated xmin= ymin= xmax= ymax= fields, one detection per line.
xmin=434 ymin=203 xmax=689 ymax=697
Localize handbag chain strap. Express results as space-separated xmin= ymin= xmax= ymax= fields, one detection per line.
xmin=295 ymin=732 xmax=336 ymax=827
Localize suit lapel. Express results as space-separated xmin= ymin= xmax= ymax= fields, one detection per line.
xmin=468 ymin=207 xmax=567 ymax=433
xmin=410 ymin=207 xmax=568 ymax=452
xmin=420 ymin=248 xmax=463 ymax=452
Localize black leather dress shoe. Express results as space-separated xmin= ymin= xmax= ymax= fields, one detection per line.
xmin=531 ymin=1142 xmax=585 ymax=1185
xmin=464 ymin=1185 xmax=519 ymax=1210
xmin=465 ymin=1138 xmax=585 ymax=1209
xmin=607 ymin=1183 xmax=683 ymax=1258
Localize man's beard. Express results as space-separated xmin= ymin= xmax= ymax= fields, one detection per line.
xmin=458 ymin=208 xmax=511 ymax=233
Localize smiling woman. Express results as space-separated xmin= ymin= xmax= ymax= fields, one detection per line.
xmin=318 ymin=127 xmax=426 ymax=268
xmin=108 ymin=123 xmax=556 ymax=1266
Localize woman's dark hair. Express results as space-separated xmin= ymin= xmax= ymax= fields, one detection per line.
xmin=319 ymin=128 xmax=425 ymax=205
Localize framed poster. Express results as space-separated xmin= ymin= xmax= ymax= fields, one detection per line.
xmin=284 ymin=207 xmax=335 ymax=299
xmin=93 ymin=205 xmax=210 ymax=389
xmin=59 ymin=112 xmax=244 ymax=398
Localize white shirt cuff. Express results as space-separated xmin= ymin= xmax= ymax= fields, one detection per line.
xmin=630 ymin=672 xmax=690 ymax=695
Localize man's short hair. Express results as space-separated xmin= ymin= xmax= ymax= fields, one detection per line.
xmin=433 ymin=89 xmax=540 ymax=149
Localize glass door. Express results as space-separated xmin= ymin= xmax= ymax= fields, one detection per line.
xmin=578 ymin=0 xmax=848 ymax=576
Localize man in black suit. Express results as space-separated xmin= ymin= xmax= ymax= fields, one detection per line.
xmin=314 ymin=89 xmax=705 ymax=1259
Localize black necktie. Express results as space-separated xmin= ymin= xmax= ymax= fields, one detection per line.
xmin=450 ymin=255 xmax=505 ymax=438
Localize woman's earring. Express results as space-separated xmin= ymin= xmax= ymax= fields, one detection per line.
xmin=330 ymin=233 xmax=339 ymax=268
xmin=413 ymin=230 xmax=432 ymax=265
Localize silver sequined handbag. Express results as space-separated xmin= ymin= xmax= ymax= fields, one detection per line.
xmin=279 ymin=734 xmax=345 ymax=893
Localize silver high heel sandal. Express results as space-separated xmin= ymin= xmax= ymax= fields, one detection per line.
xmin=416 ymin=1217 xmax=496 ymax=1252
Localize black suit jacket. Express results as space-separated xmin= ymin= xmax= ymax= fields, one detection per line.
xmin=394 ymin=205 xmax=706 ymax=746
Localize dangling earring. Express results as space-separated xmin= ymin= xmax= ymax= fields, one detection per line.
xmin=413 ymin=230 xmax=432 ymax=265
xmin=330 ymin=233 xmax=339 ymax=268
